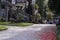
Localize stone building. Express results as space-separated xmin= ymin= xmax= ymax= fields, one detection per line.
xmin=0 ymin=0 xmax=12 ymax=21
xmin=0 ymin=0 xmax=36 ymax=21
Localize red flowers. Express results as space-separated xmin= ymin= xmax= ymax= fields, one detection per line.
xmin=34 ymin=28 xmax=56 ymax=40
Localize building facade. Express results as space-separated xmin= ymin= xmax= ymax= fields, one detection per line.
xmin=0 ymin=0 xmax=35 ymax=21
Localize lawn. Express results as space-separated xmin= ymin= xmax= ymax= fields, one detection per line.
xmin=0 ymin=22 xmax=11 ymax=25
xmin=0 ymin=26 xmax=7 ymax=31
xmin=0 ymin=22 xmax=33 ymax=26
xmin=13 ymin=22 xmax=33 ymax=26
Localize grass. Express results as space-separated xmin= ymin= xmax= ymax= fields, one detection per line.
xmin=0 ymin=26 xmax=7 ymax=31
xmin=0 ymin=22 xmax=11 ymax=25
xmin=13 ymin=22 xmax=33 ymax=26
xmin=0 ymin=22 xmax=33 ymax=26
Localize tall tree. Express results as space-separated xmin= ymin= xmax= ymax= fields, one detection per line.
xmin=36 ymin=0 xmax=45 ymax=17
xmin=48 ymin=0 xmax=60 ymax=15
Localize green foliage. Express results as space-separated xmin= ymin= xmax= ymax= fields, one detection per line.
xmin=17 ymin=13 xmax=24 ymax=21
xmin=46 ymin=7 xmax=51 ymax=12
xmin=34 ymin=4 xmax=39 ymax=9
xmin=36 ymin=0 xmax=44 ymax=13
xmin=48 ymin=0 xmax=60 ymax=15
xmin=34 ymin=13 xmax=41 ymax=23
xmin=57 ymin=25 xmax=60 ymax=40
xmin=0 ymin=16 xmax=6 ymax=22
xmin=9 ymin=18 xmax=16 ymax=23
xmin=46 ymin=12 xmax=53 ymax=20
xmin=35 ymin=13 xmax=41 ymax=19
xmin=48 ymin=0 xmax=57 ymax=11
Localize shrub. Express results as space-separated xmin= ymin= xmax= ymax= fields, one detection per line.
xmin=0 ymin=16 xmax=6 ymax=22
xmin=46 ymin=12 xmax=53 ymax=20
xmin=34 ymin=13 xmax=41 ymax=23
xmin=34 ymin=4 xmax=39 ymax=9
xmin=9 ymin=18 xmax=17 ymax=23
xmin=35 ymin=13 xmax=41 ymax=19
xmin=17 ymin=13 xmax=24 ymax=21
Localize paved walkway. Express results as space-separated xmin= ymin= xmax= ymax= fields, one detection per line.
xmin=0 ymin=24 xmax=56 ymax=40
xmin=0 ymin=25 xmax=40 ymax=40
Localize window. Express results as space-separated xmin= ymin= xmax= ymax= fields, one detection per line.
xmin=1 ymin=5 xmax=5 ymax=9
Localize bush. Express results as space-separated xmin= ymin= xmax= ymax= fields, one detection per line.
xmin=34 ymin=4 xmax=39 ymax=9
xmin=10 ymin=18 xmax=15 ymax=22
xmin=18 ymin=14 xmax=24 ymax=19
xmin=16 ymin=13 xmax=29 ymax=22
xmin=22 ymin=16 xmax=29 ymax=22
xmin=0 ymin=16 xmax=6 ymax=22
xmin=34 ymin=13 xmax=41 ymax=23
xmin=17 ymin=13 xmax=24 ymax=21
xmin=35 ymin=13 xmax=41 ymax=19
xmin=46 ymin=12 xmax=53 ymax=20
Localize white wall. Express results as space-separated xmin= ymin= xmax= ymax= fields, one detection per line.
xmin=12 ymin=0 xmax=15 ymax=4
xmin=32 ymin=0 xmax=36 ymax=5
